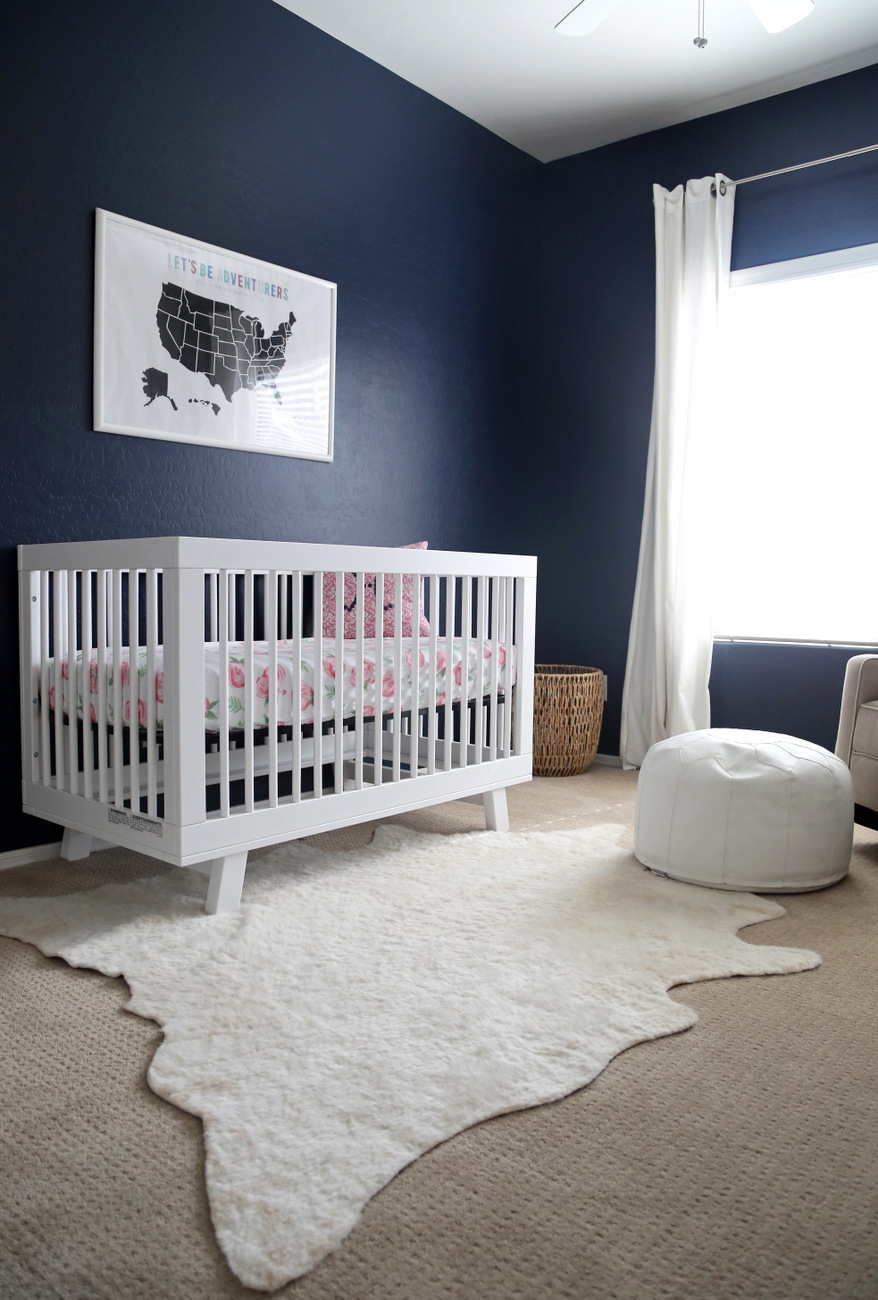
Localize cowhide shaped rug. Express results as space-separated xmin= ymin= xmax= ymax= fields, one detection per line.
xmin=0 ymin=823 xmax=820 ymax=1290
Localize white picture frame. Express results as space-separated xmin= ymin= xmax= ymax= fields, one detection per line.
xmin=94 ymin=210 xmax=336 ymax=461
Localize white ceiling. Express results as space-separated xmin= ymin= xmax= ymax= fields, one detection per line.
xmin=274 ymin=0 xmax=878 ymax=162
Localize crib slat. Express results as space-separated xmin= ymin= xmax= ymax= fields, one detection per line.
xmin=460 ymin=575 xmax=471 ymax=770
xmin=354 ymin=570 xmax=364 ymax=790
xmin=82 ymin=571 xmax=94 ymax=799
xmin=393 ymin=573 xmax=402 ymax=783
xmin=67 ymin=570 xmax=78 ymax=796
xmin=444 ymin=574 xmax=455 ymax=773
xmin=504 ymin=576 xmax=515 ymax=757
xmin=53 ymin=571 xmax=65 ymax=793
xmin=209 ymin=573 xmax=218 ymax=642
xmin=268 ymin=571 xmax=278 ymax=809
xmin=146 ymin=568 xmax=158 ymax=817
xmin=313 ymin=571 xmax=323 ymax=800
xmin=128 ymin=569 xmax=141 ymax=814
xmin=291 ymin=571 xmax=302 ymax=803
xmin=19 ymin=571 xmax=39 ymax=791
xmin=112 ymin=570 xmax=124 ymax=807
xmin=39 ymin=571 xmax=50 ymax=787
xmin=244 ymin=570 xmax=255 ymax=814
xmin=374 ymin=573 xmax=384 ymax=788
xmin=474 ymin=575 xmax=486 ymax=765
xmin=280 ymin=572 xmax=288 ymax=641
xmin=334 ymin=571 xmax=343 ymax=795
xmin=488 ymin=575 xmax=500 ymax=762
xmin=96 ymin=571 xmax=108 ymax=804
xmin=410 ymin=568 xmax=420 ymax=780
xmin=218 ymin=569 xmax=230 ymax=819
xmin=427 ymin=575 xmax=438 ymax=776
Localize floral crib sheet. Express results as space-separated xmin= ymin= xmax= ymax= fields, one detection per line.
xmin=46 ymin=638 xmax=516 ymax=733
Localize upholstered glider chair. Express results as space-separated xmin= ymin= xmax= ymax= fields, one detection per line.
xmin=836 ymin=655 xmax=878 ymax=828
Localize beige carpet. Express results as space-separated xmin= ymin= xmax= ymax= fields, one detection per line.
xmin=1 ymin=765 xmax=876 ymax=1299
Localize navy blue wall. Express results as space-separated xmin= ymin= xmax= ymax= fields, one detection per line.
xmin=527 ymin=63 xmax=878 ymax=756
xmin=1 ymin=0 xmax=540 ymax=851
xmin=2 ymin=0 xmax=876 ymax=853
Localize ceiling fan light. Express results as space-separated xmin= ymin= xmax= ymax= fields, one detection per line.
xmin=555 ymin=0 xmax=624 ymax=37
xmin=747 ymin=0 xmax=815 ymax=34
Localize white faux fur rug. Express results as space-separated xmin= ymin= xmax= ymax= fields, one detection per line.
xmin=0 ymin=823 xmax=820 ymax=1291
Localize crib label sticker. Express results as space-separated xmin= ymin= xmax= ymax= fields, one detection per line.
xmin=108 ymin=807 xmax=163 ymax=837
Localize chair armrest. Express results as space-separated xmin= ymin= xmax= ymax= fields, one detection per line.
xmin=835 ymin=654 xmax=878 ymax=765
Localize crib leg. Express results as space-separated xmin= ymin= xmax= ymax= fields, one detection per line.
xmin=60 ymin=828 xmax=115 ymax=861
xmin=205 ymin=851 xmax=248 ymax=916
xmin=482 ymin=788 xmax=510 ymax=833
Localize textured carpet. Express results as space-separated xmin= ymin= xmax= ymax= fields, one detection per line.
xmin=1 ymin=767 xmax=876 ymax=1300
xmin=0 ymin=812 xmax=819 ymax=1289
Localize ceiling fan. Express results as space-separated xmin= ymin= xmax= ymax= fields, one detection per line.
xmin=555 ymin=0 xmax=815 ymax=40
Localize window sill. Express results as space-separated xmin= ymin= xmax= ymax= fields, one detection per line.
xmin=713 ymin=636 xmax=878 ymax=650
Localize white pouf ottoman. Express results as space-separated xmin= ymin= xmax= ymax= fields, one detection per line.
xmin=634 ymin=729 xmax=854 ymax=892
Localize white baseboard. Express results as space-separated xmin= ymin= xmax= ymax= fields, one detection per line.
xmin=591 ymin=752 xmax=623 ymax=768
xmin=0 ymin=842 xmax=62 ymax=872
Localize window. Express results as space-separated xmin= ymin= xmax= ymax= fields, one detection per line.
xmin=712 ymin=242 xmax=878 ymax=645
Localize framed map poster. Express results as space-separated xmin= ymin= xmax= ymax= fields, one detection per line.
xmin=94 ymin=210 xmax=336 ymax=461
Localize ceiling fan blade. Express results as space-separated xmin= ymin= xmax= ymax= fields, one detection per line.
xmin=747 ymin=0 xmax=815 ymax=34
xmin=554 ymin=0 xmax=625 ymax=37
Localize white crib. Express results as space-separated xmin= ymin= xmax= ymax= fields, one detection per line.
xmin=18 ymin=538 xmax=536 ymax=913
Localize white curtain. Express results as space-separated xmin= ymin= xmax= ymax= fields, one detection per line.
xmin=620 ymin=175 xmax=735 ymax=769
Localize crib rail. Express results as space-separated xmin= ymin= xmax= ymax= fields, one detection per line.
xmin=19 ymin=538 xmax=536 ymax=865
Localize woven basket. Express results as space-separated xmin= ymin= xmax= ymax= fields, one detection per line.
xmin=532 ymin=664 xmax=604 ymax=777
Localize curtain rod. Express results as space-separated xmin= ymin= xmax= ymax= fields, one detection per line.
xmin=711 ymin=141 xmax=878 ymax=194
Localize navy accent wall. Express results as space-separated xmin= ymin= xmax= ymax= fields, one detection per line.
xmin=2 ymin=0 xmax=876 ymax=855
xmin=528 ymin=64 xmax=878 ymax=757
xmin=1 ymin=0 xmax=540 ymax=851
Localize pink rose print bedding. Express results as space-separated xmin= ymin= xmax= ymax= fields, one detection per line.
xmin=46 ymin=639 xmax=515 ymax=732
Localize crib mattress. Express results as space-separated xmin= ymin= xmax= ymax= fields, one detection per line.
xmin=46 ymin=638 xmax=514 ymax=733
